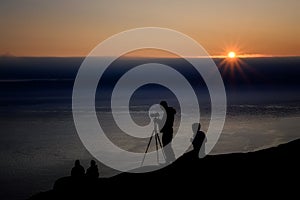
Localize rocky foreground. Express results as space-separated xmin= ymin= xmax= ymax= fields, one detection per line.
xmin=30 ymin=139 xmax=300 ymax=199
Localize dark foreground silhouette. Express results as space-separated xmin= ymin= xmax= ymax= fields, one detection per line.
xmin=71 ymin=160 xmax=85 ymax=178
xmin=30 ymin=139 xmax=300 ymax=199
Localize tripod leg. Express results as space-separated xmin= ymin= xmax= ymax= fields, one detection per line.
xmin=141 ymin=130 xmax=155 ymax=166
xmin=157 ymin=134 xmax=166 ymax=161
xmin=155 ymin=134 xmax=159 ymax=163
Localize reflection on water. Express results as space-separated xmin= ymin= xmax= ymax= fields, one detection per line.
xmin=1 ymin=56 xmax=300 ymax=199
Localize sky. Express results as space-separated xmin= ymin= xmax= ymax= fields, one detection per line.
xmin=0 ymin=0 xmax=299 ymax=57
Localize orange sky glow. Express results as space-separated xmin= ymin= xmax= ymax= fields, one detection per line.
xmin=0 ymin=0 xmax=299 ymax=57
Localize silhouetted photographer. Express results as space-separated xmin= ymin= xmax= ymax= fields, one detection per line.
xmin=155 ymin=101 xmax=176 ymax=163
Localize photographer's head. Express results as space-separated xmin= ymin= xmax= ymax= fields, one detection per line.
xmin=160 ymin=101 xmax=168 ymax=109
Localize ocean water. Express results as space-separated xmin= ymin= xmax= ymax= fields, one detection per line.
xmin=0 ymin=57 xmax=300 ymax=199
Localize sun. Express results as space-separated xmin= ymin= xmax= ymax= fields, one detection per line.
xmin=219 ymin=49 xmax=253 ymax=84
xmin=228 ymin=51 xmax=236 ymax=58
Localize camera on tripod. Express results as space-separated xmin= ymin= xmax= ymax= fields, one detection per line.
xmin=150 ymin=112 xmax=160 ymax=118
xmin=141 ymin=111 xmax=166 ymax=166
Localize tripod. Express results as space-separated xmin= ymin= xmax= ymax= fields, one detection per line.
xmin=141 ymin=117 xmax=166 ymax=166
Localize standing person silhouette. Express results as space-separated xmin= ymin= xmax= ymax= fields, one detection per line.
xmin=156 ymin=101 xmax=176 ymax=164
xmin=191 ymin=123 xmax=207 ymax=158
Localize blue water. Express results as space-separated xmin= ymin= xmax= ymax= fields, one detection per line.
xmin=0 ymin=57 xmax=300 ymax=199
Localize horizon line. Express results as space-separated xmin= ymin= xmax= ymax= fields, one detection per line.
xmin=1 ymin=54 xmax=300 ymax=59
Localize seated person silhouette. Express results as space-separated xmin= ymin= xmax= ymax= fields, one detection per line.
xmin=86 ymin=160 xmax=99 ymax=179
xmin=156 ymin=101 xmax=176 ymax=163
xmin=191 ymin=123 xmax=207 ymax=158
xmin=71 ymin=160 xmax=85 ymax=178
